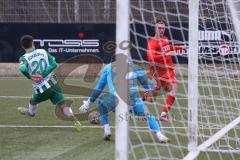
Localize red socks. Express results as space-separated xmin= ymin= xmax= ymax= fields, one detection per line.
xmin=162 ymin=95 xmax=175 ymax=113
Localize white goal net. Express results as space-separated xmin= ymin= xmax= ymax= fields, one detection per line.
xmin=116 ymin=0 xmax=240 ymax=159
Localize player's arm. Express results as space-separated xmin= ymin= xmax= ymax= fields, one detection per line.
xmin=171 ymin=45 xmax=187 ymax=51
xmin=41 ymin=52 xmax=58 ymax=78
xmin=136 ymin=69 xmax=154 ymax=90
xmin=19 ymin=57 xmax=31 ymax=79
xmin=131 ymin=64 xmax=155 ymax=102
xmin=136 ymin=69 xmax=155 ymax=102
xmin=88 ymin=66 xmax=108 ymax=103
xmin=79 ymin=66 xmax=108 ymax=113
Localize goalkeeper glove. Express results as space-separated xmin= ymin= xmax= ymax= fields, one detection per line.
xmin=79 ymin=100 xmax=92 ymax=113
xmin=142 ymin=91 xmax=155 ymax=102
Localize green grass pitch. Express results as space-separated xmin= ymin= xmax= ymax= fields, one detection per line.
xmin=0 ymin=77 xmax=240 ymax=160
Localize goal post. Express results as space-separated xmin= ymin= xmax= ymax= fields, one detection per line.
xmin=227 ymin=0 xmax=240 ymax=44
xmin=115 ymin=0 xmax=130 ymax=160
xmin=187 ymin=0 xmax=199 ymax=155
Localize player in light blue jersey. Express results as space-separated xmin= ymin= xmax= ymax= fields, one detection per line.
xmin=79 ymin=62 xmax=169 ymax=142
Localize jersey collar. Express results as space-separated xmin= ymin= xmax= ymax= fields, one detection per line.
xmin=26 ymin=48 xmax=35 ymax=53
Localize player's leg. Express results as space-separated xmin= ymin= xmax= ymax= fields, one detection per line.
xmin=151 ymin=68 xmax=162 ymax=98
xmin=51 ymin=86 xmax=81 ymax=131
xmin=50 ymin=83 xmax=76 ymax=117
xmin=133 ymin=99 xmax=169 ymax=142
xmin=18 ymin=91 xmax=50 ymax=116
xmin=160 ymin=70 xmax=177 ymax=122
xmin=18 ymin=99 xmax=38 ymax=117
xmin=161 ymin=82 xmax=177 ymax=113
xmin=142 ymin=76 xmax=161 ymax=102
xmin=97 ymin=93 xmax=116 ymax=140
xmin=143 ymin=66 xmax=162 ymax=99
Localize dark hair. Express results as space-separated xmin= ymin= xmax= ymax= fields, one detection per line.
xmin=155 ymin=16 xmax=167 ymax=25
xmin=20 ymin=35 xmax=33 ymax=49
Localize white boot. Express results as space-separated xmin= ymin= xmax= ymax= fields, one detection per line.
xmin=156 ymin=131 xmax=169 ymax=143
xmin=103 ymin=124 xmax=111 ymax=141
xmin=18 ymin=104 xmax=38 ymax=117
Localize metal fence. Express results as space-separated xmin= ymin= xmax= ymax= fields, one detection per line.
xmin=0 ymin=0 xmax=228 ymax=23
xmin=0 ymin=0 xmax=190 ymax=23
xmin=0 ymin=0 xmax=116 ymax=23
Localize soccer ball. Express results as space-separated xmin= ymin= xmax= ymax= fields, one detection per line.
xmin=88 ymin=111 xmax=100 ymax=124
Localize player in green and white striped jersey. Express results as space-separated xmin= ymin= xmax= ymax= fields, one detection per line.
xmin=17 ymin=35 xmax=80 ymax=131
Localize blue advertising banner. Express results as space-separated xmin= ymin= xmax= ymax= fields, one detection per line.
xmin=0 ymin=23 xmax=115 ymax=63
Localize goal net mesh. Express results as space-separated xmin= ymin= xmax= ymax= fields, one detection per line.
xmin=128 ymin=0 xmax=240 ymax=159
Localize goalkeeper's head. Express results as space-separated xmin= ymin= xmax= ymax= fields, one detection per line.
xmin=155 ymin=16 xmax=166 ymax=38
xmin=20 ymin=35 xmax=35 ymax=51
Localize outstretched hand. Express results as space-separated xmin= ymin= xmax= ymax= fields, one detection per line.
xmin=79 ymin=100 xmax=91 ymax=113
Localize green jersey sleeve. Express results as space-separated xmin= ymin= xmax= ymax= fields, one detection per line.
xmin=42 ymin=52 xmax=58 ymax=78
xmin=19 ymin=56 xmax=31 ymax=79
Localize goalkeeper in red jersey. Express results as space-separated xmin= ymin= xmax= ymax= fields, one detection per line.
xmin=144 ymin=17 xmax=187 ymax=122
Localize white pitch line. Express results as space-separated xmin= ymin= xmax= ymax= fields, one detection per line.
xmin=0 ymin=125 xmax=102 ymax=128
xmin=0 ymin=77 xmax=83 ymax=80
xmin=0 ymin=96 xmax=88 ymax=99
xmin=0 ymin=95 xmax=187 ymax=100
xmin=0 ymin=125 xmax=186 ymax=129
xmin=0 ymin=95 xmax=189 ymax=100
xmin=0 ymin=96 xmax=240 ymax=101
xmin=1 ymin=77 xmax=240 ymax=82
xmin=0 ymin=125 xmax=230 ymax=130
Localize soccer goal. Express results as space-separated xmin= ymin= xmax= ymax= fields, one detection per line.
xmin=116 ymin=0 xmax=240 ymax=159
